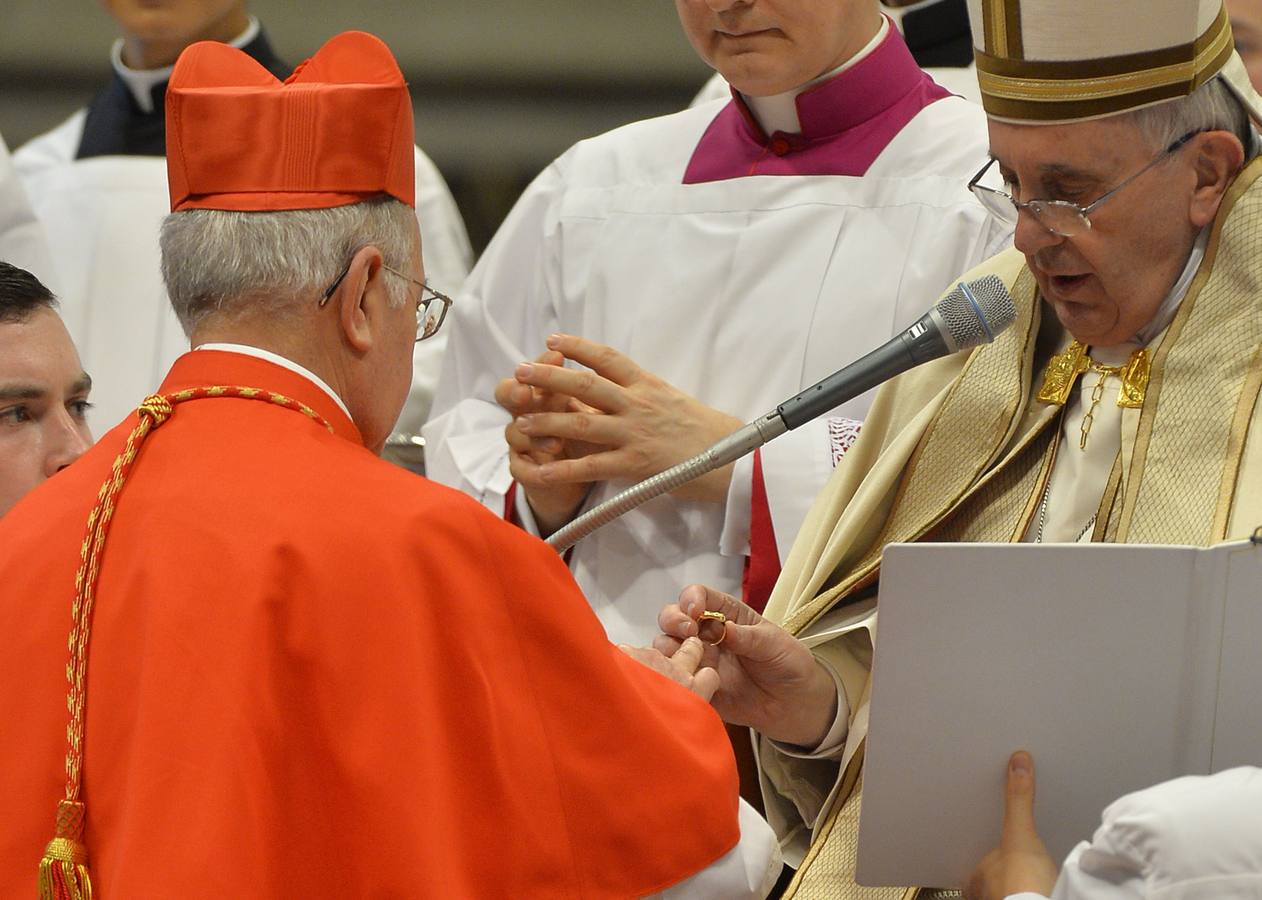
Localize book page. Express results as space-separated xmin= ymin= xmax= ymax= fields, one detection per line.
xmin=1209 ymin=540 xmax=1262 ymax=770
xmin=856 ymin=542 xmax=1223 ymax=889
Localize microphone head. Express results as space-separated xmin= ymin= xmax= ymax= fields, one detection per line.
xmin=935 ymin=275 xmax=1016 ymax=352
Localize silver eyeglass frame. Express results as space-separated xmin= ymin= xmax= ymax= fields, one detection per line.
xmin=318 ymin=261 xmax=453 ymax=342
xmin=967 ymin=131 xmax=1199 ymax=238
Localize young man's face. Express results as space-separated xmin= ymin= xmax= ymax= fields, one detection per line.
xmin=675 ymin=0 xmax=883 ymax=97
xmin=0 ymin=308 xmax=93 ymax=518
xmin=99 ymin=0 xmax=250 ymax=64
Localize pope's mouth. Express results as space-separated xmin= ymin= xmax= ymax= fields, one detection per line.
xmin=1048 ymin=273 xmax=1091 ymax=294
xmin=716 ymin=28 xmax=777 ymax=39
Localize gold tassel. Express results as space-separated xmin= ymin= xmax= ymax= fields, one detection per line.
xmin=37 ymin=801 xmax=93 ymax=900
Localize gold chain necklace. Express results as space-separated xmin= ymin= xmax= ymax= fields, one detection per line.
xmin=1036 ymin=340 xmax=1150 ymax=448
xmin=1078 ymin=362 xmax=1126 ymax=448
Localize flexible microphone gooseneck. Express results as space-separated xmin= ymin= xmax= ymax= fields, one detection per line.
xmin=545 ymin=275 xmax=1017 ymax=553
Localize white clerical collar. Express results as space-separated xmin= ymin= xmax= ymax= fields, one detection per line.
xmin=1131 ymin=225 xmax=1210 ymax=347
xmin=194 ymin=342 xmax=352 ymax=418
xmin=742 ymin=14 xmax=890 ymax=136
xmin=111 ymin=15 xmax=260 ymax=114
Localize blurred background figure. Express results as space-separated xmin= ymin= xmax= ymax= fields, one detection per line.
xmin=1229 ymin=0 xmax=1262 ymax=88
xmin=0 ymin=132 xmax=55 ymax=282
xmin=0 ymin=261 xmax=92 ymax=518
xmin=11 ymin=0 xmax=471 ymax=437
xmin=885 ymin=0 xmax=970 ymax=66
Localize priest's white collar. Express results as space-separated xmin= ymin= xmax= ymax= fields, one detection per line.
xmin=742 ymin=15 xmax=890 ymax=136
xmin=111 ymin=16 xmax=260 ymax=114
xmin=193 ymin=342 xmax=352 ymax=418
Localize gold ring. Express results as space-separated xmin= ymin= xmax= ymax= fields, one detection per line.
xmin=698 ymin=610 xmax=727 ymax=645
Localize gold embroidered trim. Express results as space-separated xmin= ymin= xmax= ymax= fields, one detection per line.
xmin=1118 ymin=157 xmax=1262 ymax=541
xmin=975 ymin=6 xmax=1231 ymax=103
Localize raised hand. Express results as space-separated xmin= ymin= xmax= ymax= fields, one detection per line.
xmin=655 ymin=584 xmax=839 ymax=748
xmin=509 ymin=333 xmax=744 ymax=504
xmin=965 ymin=752 xmax=1059 ymax=900
xmin=495 ymin=348 xmax=594 ymax=534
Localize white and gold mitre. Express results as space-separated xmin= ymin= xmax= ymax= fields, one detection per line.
xmin=966 ymin=0 xmax=1262 ymax=124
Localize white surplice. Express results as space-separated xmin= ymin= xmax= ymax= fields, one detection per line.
xmin=425 ymin=77 xmax=1009 ymax=643
xmin=0 ymin=132 xmax=56 ymax=286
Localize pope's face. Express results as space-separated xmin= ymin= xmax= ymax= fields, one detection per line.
xmin=675 ymin=0 xmax=883 ymax=97
xmin=988 ymin=116 xmax=1203 ymax=348
xmin=0 ymin=308 xmax=93 ymax=518
xmin=99 ymin=0 xmax=249 ymax=49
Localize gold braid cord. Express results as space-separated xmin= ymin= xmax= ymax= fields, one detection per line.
xmin=39 ymin=386 xmax=333 ymax=900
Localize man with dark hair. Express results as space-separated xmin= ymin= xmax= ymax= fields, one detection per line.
xmin=0 ymin=261 xmax=92 ymax=518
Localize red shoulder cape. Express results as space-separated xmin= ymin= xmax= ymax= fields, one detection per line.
xmin=0 ymin=350 xmax=739 ymax=898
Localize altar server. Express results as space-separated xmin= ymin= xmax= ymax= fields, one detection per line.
xmin=14 ymin=0 xmax=471 ymax=434
xmin=692 ymin=0 xmax=980 ymax=106
xmin=425 ymin=0 xmax=1009 ymax=644
xmin=0 ymin=33 xmax=778 ymax=899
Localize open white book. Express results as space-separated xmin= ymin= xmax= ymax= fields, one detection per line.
xmin=855 ymin=539 xmax=1262 ymax=889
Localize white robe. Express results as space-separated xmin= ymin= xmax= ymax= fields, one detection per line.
xmin=0 ymin=132 xmax=56 ymax=285
xmin=424 ymin=94 xmax=1009 ymax=644
xmin=14 ymin=113 xmax=472 ymax=435
xmin=1007 ymin=767 xmax=1262 ymax=900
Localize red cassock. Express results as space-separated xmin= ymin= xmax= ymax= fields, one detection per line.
xmin=0 ymin=349 xmax=739 ymax=898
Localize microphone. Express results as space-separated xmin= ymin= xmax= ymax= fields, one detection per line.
xmin=545 ymin=275 xmax=1016 ymax=552
xmin=776 ymin=274 xmax=1014 ymax=428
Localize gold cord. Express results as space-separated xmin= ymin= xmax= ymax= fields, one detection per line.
xmin=41 ymin=386 xmax=333 ymax=899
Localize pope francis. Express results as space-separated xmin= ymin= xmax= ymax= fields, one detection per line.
xmin=653 ymin=0 xmax=1262 ymax=896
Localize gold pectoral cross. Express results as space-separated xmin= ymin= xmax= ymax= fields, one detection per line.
xmin=1037 ymin=340 xmax=1150 ymax=448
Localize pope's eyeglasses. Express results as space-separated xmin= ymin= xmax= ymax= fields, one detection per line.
xmin=967 ymin=131 xmax=1199 ymax=238
xmin=319 ymin=262 xmax=453 ymax=342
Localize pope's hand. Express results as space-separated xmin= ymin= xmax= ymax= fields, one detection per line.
xmin=620 ymin=636 xmax=720 ymax=702
xmin=964 ymin=752 xmax=1059 ymax=900
xmin=508 ymin=334 xmax=744 ymax=508
xmin=655 ymin=584 xmax=839 ymax=748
